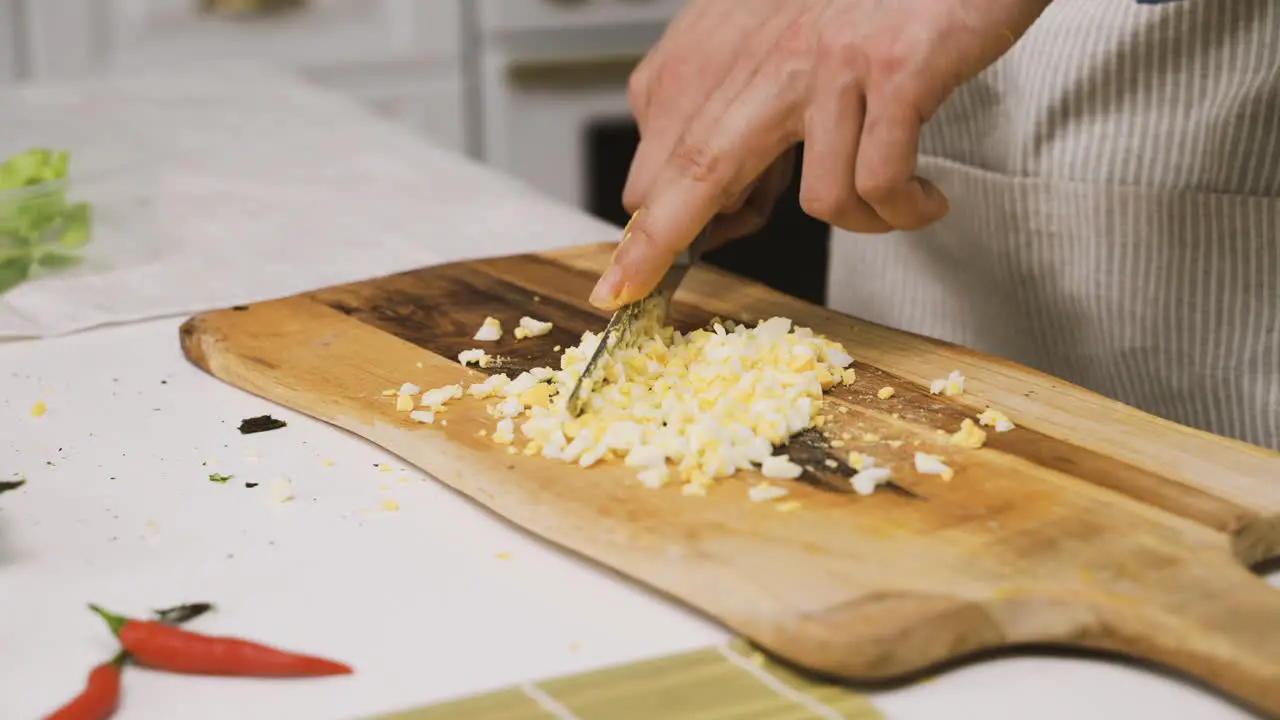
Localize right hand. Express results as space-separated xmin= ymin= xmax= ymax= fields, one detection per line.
xmin=590 ymin=0 xmax=1050 ymax=310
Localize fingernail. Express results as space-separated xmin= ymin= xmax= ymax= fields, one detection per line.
xmin=589 ymin=264 xmax=625 ymax=309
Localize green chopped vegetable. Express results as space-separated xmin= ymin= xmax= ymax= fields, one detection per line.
xmin=0 ymin=478 xmax=26 ymax=495
xmin=0 ymin=148 xmax=94 ymax=293
xmin=208 ymin=473 xmax=234 ymax=484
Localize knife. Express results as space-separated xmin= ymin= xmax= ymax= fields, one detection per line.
xmin=564 ymin=223 xmax=715 ymax=417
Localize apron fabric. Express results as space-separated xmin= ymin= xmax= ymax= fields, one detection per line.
xmin=826 ymin=0 xmax=1280 ymax=451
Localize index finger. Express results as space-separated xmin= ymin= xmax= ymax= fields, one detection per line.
xmin=591 ymin=80 xmax=798 ymax=309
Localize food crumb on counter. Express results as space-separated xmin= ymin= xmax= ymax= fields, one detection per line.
xmin=30 ymin=400 xmax=46 ymax=417
xmin=267 ymin=477 xmax=293 ymax=503
xmin=380 ymin=499 xmax=399 ymax=512
xmin=322 ymin=459 xmax=334 ymax=467
xmin=208 ymin=473 xmax=233 ymax=484
xmin=238 ymin=414 xmax=287 ymax=435
xmin=377 ymin=463 xmax=391 ymax=473
xmin=495 ymin=552 xmax=511 ymax=560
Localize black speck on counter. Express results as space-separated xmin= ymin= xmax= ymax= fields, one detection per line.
xmin=245 ymin=482 xmax=259 ymax=488
xmin=238 ymin=415 xmax=287 ymax=435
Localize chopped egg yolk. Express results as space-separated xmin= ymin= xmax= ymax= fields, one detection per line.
xmin=514 ymin=316 xmax=554 ymax=340
xmin=929 ymin=370 xmax=965 ymax=397
xmin=396 ymin=316 xmax=855 ymax=501
xmin=473 ymin=316 xmax=503 ymax=342
xmin=876 ymin=386 xmax=895 ymax=400
xmin=914 ymin=451 xmax=955 ymax=481
xmin=30 ymin=400 xmax=46 ymax=417
xmin=949 ymin=418 xmax=987 ymax=449
xmin=978 ymin=408 xmax=1016 ymax=432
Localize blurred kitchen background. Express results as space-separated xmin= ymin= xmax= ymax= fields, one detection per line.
xmin=0 ymin=0 xmax=830 ymax=303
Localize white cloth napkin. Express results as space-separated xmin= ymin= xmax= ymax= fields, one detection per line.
xmin=0 ymin=64 xmax=620 ymax=340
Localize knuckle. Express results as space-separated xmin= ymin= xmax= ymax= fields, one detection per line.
xmin=626 ymin=67 xmax=652 ymax=114
xmin=798 ymin=185 xmax=846 ymax=222
xmin=669 ymin=139 xmax=724 ymax=185
xmin=855 ymin=176 xmax=901 ymax=205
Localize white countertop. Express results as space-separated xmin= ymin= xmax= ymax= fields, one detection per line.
xmin=1 ymin=66 xmax=1275 ymax=720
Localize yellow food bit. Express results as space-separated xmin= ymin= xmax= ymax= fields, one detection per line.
xmin=496 ymin=552 xmax=512 ymax=560
xmin=847 ymin=452 xmax=873 ymax=472
xmin=775 ymin=500 xmax=802 ymax=513
xmin=950 ymin=418 xmax=988 ymax=449
xmin=397 ymin=316 xmax=855 ymax=495
xmin=830 ymin=440 xmax=846 ymax=448
xmin=381 ymin=389 xmax=397 ymax=397
xmin=380 ymin=499 xmax=400 ymax=512
xmin=322 ymin=459 xmax=334 ymax=467
xmin=977 ymin=407 xmax=1016 ymax=432
xmin=914 ymin=451 xmax=955 ymax=481
xmin=513 ymin=316 xmax=554 ymax=340
xmin=395 ymin=394 xmax=415 ymax=412
xmin=841 ymin=368 xmax=857 ymax=385
xmin=377 ymin=463 xmax=391 ymax=472
xmin=877 ymin=386 xmax=895 ymax=400
xmin=748 ymin=482 xmax=790 ymax=502
xmin=30 ymin=401 xmax=46 ymax=417
xmin=474 ymin=316 xmax=502 ymax=342
xmin=929 ymin=370 xmax=965 ymax=397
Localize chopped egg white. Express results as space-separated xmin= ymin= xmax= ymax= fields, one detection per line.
xmin=458 ymin=348 xmax=489 ymax=366
xmin=420 ymin=384 xmax=463 ymax=409
xmin=409 ymin=409 xmax=435 ymax=424
xmin=393 ymin=315 xmax=857 ymax=499
xmin=929 ymin=370 xmax=966 ymax=397
xmin=267 ymin=476 xmax=293 ymax=504
xmin=473 ymin=316 xmax=503 ymax=342
xmin=398 ymin=382 xmax=421 ymax=396
xmin=978 ymin=408 xmax=1016 ymax=432
xmin=514 ymin=316 xmax=554 ymax=340
xmin=748 ymin=482 xmax=790 ymax=502
xmin=760 ymin=454 xmax=805 ymax=480
xmin=851 ymin=466 xmax=892 ymax=496
xmin=492 ymin=418 xmax=515 ymax=445
xmin=914 ymin=451 xmax=955 ymax=481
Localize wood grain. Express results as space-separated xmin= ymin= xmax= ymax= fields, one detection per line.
xmin=181 ymin=242 xmax=1280 ymax=717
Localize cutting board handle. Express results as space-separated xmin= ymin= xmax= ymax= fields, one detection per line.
xmin=1116 ymin=564 xmax=1280 ymax=717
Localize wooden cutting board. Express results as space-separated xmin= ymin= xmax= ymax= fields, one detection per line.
xmin=180 ymin=242 xmax=1280 ymax=717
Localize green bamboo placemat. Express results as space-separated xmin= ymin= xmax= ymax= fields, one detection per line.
xmin=374 ymin=638 xmax=883 ymax=720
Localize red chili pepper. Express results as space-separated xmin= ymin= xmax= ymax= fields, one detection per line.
xmin=43 ymin=654 xmax=124 ymax=720
xmin=45 ymin=603 xmax=214 ymax=720
xmin=90 ymin=605 xmax=353 ymax=677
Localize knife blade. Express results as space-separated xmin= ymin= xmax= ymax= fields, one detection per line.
xmin=564 ymin=224 xmax=714 ymax=417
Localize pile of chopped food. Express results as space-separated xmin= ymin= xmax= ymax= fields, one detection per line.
xmin=390 ymin=314 xmax=1015 ymax=503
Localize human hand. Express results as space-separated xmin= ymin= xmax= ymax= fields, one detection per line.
xmin=590 ymin=0 xmax=1051 ymax=310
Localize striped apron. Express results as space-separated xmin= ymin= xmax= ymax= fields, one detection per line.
xmin=826 ymin=0 xmax=1280 ymax=451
